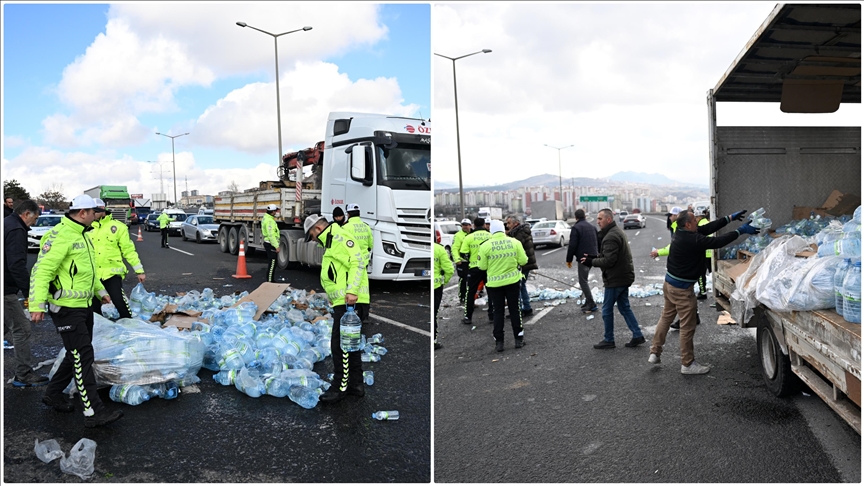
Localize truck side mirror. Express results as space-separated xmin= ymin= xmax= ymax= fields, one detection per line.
xmin=350 ymin=144 xmax=373 ymax=186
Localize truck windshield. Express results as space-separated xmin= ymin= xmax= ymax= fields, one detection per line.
xmin=377 ymin=143 xmax=430 ymax=191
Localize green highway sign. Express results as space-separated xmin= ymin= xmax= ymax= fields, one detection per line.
xmin=579 ymin=196 xmax=608 ymax=202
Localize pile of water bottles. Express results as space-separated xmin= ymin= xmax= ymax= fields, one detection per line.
xmin=816 ymin=206 xmax=861 ymax=259
xmin=527 ymin=281 xmax=672 ymax=307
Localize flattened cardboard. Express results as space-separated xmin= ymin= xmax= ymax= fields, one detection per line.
xmin=821 ymin=190 xmax=861 ymax=217
xmin=232 ymin=282 xmax=291 ymax=320
xmin=162 ymin=314 xmax=199 ymax=330
xmin=726 ymin=259 xmax=752 ymax=283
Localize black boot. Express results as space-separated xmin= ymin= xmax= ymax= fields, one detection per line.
xmin=320 ymin=387 xmax=347 ymax=403
xmin=347 ymin=381 xmax=365 ymax=397
xmin=84 ymin=408 xmax=124 ymax=428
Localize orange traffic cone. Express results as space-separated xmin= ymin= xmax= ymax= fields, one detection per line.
xmin=232 ymin=241 xmax=252 ymax=279
xmin=137 ymin=226 xmax=143 ymax=242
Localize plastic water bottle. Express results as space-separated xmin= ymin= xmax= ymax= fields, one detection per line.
xmin=842 ymin=261 xmax=861 ymax=324
xmin=339 ymin=306 xmax=362 ymax=352
xmin=363 ymin=370 xmax=374 ymax=386
xmin=265 ymin=378 xmax=291 ymax=398
xmin=372 ymin=410 xmax=399 ymax=420
xmin=129 ymin=283 xmax=147 ymax=315
xmin=361 ymin=353 xmax=381 ymax=363
xmin=368 ymin=333 xmax=384 ymax=344
xmin=834 ymin=259 xmax=852 ymax=315
xmin=109 ymin=384 xmax=152 ymax=406
xmin=288 ymin=385 xmax=319 ymax=409
xmin=651 ymin=247 xmax=659 ymax=262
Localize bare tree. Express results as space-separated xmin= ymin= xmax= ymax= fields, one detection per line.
xmin=228 ymin=181 xmax=240 ymax=194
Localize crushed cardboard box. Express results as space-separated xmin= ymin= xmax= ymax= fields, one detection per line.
xmin=792 ymin=189 xmax=860 ymax=220
xmin=156 ymin=282 xmax=296 ymax=330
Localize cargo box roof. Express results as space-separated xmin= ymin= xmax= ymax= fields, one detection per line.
xmin=713 ymin=3 xmax=860 ymax=107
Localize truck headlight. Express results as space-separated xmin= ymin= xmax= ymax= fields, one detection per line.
xmin=382 ymin=241 xmax=404 ymax=258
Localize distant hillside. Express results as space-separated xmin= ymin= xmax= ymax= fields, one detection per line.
xmin=434 ymin=172 xmax=707 ymax=193
xmin=607 ymin=171 xmax=679 ymax=185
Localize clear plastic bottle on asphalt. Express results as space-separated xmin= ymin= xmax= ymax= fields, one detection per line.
xmin=842 ymin=261 xmax=861 ymax=324
xmin=265 ymin=377 xmax=291 ymax=398
xmin=214 ymin=369 xmax=238 ymax=386
xmin=363 ymin=370 xmax=374 ymax=386
xmin=340 ymin=306 xmax=363 ymax=352
xmin=288 ymin=385 xmax=319 ymax=409
xmin=367 ymin=333 xmax=384 ymax=344
xmin=361 ymin=353 xmax=381 ymax=363
xmin=372 ymin=410 xmax=399 ymax=420
xmin=109 ymin=384 xmax=153 ymax=406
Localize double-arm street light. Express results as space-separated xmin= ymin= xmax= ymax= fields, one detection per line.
xmin=146 ymin=160 xmax=170 ymax=197
xmin=544 ymin=144 xmax=574 ymax=209
xmin=155 ymin=132 xmax=189 ymax=206
xmin=435 ymin=49 xmax=492 ymax=220
xmin=236 ymin=22 xmax=312 ymax=167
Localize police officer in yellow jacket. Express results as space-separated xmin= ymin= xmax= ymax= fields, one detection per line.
xmin=478 ymin=220 xmax=528 ymax=352
xmin=342 ymin=203 xmax=373 ymax=268
xmin=157 ymin=211 xmax=171 ymax=248
xmin=459 ymin=217 xmax=491 ymax=325
xmin=434 ymin=235 xmax=454 ymax=350
xmin=452 ymin=218 xmax=472 ymax=304
xmin=262 ymin=204 xmax=281 ymax=283
xmin=30 ymin=195 xmax=123 ymax=428
xmin=304 ymin=214 xmax=369 ymax=403
xmin=89 ymin=198 xmax=146 ymax=319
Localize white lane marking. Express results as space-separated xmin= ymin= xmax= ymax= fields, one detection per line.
xmin=647 ymin=216 xmax=667 ymax=223
xmin=542 ymin=247 xmax=563 ymax=256
xmin=170 ymin=247 xmax=194 ymax=256
xmin=524 ymin=306 xmax=555 ymax=325
xmin=444 ymin=284 xmax=459 ymax=292
xmin=370 ymin=313 xmax=431 ymax=337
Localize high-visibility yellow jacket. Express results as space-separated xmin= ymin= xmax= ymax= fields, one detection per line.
xmin=262 ymin=213 xmax=281 ymax=247
xmin=317 ymin=223 xmax=370 ymax=306
xmin=659 ymin=219 xmax=714 ymax=257
xmin=91 ymin=213 xmax=144 ymax=281
xmin=342 ymin=216 xmax=373 ymax=265
xmin=434 ymin=242 xmax=454 ymax=289
xmin=452 ymin=229 xmax=470 ymax=264
xmin=698 ymin=217 xmax=713 ymax=258
xmin=29 ymin=216 xmax=107 ymax=312
xmin=460 ymin=229 xmax=491 ymax=269
xmin=157 ymin=212 xmax=170 ymax=229
xmin=477 ymin=232 xmax=528 ymax=288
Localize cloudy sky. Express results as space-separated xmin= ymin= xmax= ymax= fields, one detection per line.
xmin=2 ymin=3 xmax=430 ymax=202
xmin=432 ymin=3 xmax=861 ymax=188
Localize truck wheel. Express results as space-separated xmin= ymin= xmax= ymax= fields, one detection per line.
xmin=757 ymin=320 xmax=800 ymax=397
xmin=218 ymin=227 xmax=229 ymax=253
xmin=228 ymin=227 xmax=239 ymax=255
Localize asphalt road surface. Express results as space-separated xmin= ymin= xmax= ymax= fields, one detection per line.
xmin=4 ymin=223 xmax=431 ymax=482
xmin=434 ymin=214 xmax=860 ymax=483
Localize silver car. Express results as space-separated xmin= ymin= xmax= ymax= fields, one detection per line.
xmin=181 ymin=215 xmax=219 ymax=243
xmin=27 ymin=214 xmax=63 ymax=251
xmin=530 ymin=220 xmax=572 ymax=248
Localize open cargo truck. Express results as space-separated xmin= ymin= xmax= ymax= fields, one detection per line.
xmin=214 ymin=112 xmax=431 ymax=281
xmin=708 ymin=4 xmax=861 ymax=433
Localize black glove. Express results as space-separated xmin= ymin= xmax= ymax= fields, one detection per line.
xmin=736 ymin=223 xmax=760 ymax=236
xmin=582 ymin=256 xmax=594 ymax=267
xmin=729 ymin=210 xmax=747 ymax=221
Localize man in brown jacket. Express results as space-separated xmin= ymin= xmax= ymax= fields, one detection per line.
xmin=581 ymin=208 xmax=645 ymax=349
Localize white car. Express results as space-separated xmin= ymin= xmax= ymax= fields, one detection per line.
xmin=27 ymin=214 xmax=63 ymax=251
xmin=181 ymin=215 xmax=220 ymax=243
xmin=434 ymin=220 xmax=461 ymax=258
xmin=531 ymin=220 xmax=571 ymax=248
xmin=161 ymin=209 xmax=188 ymax=236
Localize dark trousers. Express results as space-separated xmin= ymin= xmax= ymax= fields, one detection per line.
xmin=577 ymin=262 xmax=595 ymax=307
xmin=161 ymin=228 xmax=169 ymax=247
xmin=45 ymin=307 xmax=104 ymax=416
xmin=92 ymin=275 xmax=132 ymax=320
xmin=330 ymin=303 xmax=369 ymax=392
xmin=264 ymin=243 xmax=278 ymax=283
xmin=487 ymin=283 xmax=523 ymax=343
xmin=434 ymin=286 xmax=443 ymax=342
xmin=697 ymin=256 xmax=711 ymax=295
xmin=457 ymin=262 xmax=469 ymax=302
xmin=463 ymin=268 xmax=491 ymax=321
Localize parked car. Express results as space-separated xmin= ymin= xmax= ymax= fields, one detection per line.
xmin=618 ymin=210 xmax=629 ymax=222
xmin=531 ymin=220 xmax=571 ymax=248
xmin=162 ymin=209 xmax=188 ymax=236
xmin=525 ymin=217 xmax=547 ymax=228
xmin=27 ymin=214 xmax=63 ymax=251
xmin=622 ymin=214 xmax=646 ymax=229
xmin=434 ymin=220 xmax=461 ymax=258
xmin=181 ymin=215 xmax=220 ymax=243
xmin=144 ymin=213 xmax=161 ymax=232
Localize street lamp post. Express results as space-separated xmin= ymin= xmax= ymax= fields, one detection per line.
xmin=155 ymin=132 xmax=189 ymax=206
xmin=544 ymin=144 xmax=574 ymax=213
xmin=236 ymin=22 xmax=312 ymax=168
xmin=435 ymin=49 xmax=492 ymax=220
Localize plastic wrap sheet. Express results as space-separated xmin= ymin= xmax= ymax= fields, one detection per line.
xmin=89 ymin=314 xmax=205 ymax=386
xmin=757 ymin=255 xmax=843 ymax=312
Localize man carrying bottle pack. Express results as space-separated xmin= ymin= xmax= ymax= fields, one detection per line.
xmin=30 ymin=194 xmax=123 ymax=428
xmin=304 ymin=214 xmax=369 ymax=403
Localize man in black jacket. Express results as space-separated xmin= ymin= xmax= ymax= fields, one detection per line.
xmin=566 ymin=209 xmax=599 ymax=313
xmin=506 ymin=215 xmax=537 ymax=316
xmin=581 ymin=209 xmax=644 ymax=349
xmin=648 ymin=209 xmax=757 ymax=374
xmin=4 ymin=199 xmax=48 ymax=386
xmin=4 ymin=197 xmax=14 ymax=218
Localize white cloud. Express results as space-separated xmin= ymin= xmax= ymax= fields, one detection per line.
xmin=194 ymin=60 xmax=419 ymax=152
xmin=3 ymin=135 xmax=27 ymax=148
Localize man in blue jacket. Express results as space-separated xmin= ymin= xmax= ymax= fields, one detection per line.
xmin=566 ymin=209 xmax=599 ymax=313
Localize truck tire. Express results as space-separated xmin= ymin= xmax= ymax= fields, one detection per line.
xmin=277 ymin=234 xmax=299 ymax=270
xmin=757 ymin=319 xmax=800 ymax=397
xmin=218 ymin=227 xmax=229 ymax=253
xmin=228 ymin=227 xmax=239 ymax=256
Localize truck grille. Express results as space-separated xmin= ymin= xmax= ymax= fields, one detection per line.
xmin=396 ymin=208 xmax=431 ymax=250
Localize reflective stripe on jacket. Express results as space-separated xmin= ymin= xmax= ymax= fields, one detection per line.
xmin=91 ymin=214 xmax=144 ymax=280
xmin=262 ymin=213 xmax=281 ymax=247
xmin=342 ymin=216 xmax=373 ymax=265
xmin=434 ymin=242 xmax=454 ymax=289
xmin=459 ymin=229 xmax=491 ymax=269
xmin=477 ymin=232 xmax=528 ymax=288
xmin=698 ymin=218 xmax=713 ymax=258
xmin=318 ymin=223 xmax=370 ymax=306
xmin=29 ymin=216 xmax=107 ymax=311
